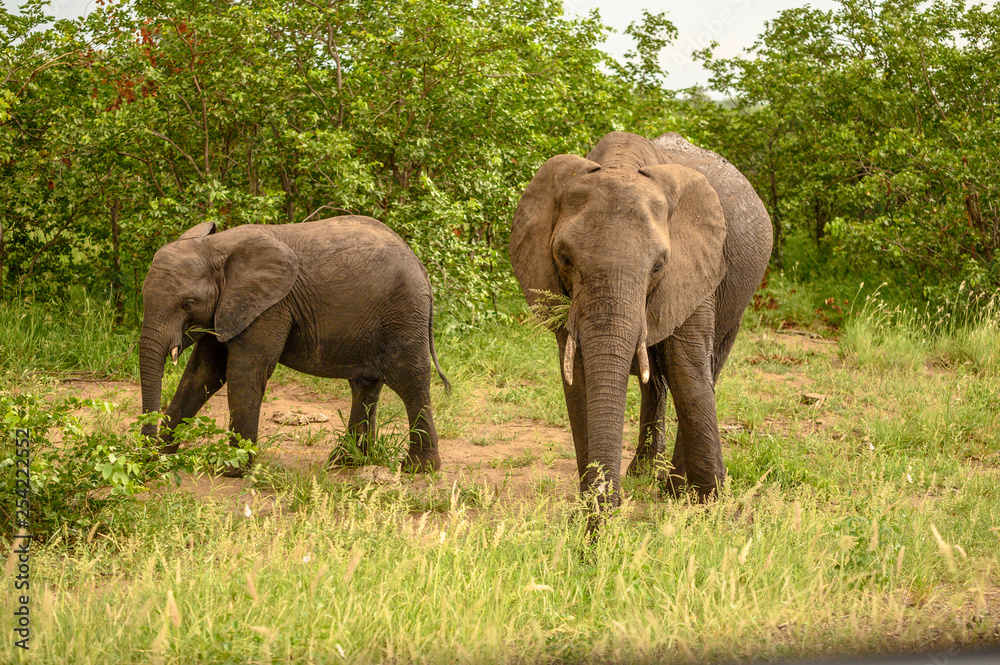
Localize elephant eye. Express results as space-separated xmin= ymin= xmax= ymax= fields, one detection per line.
xmin=182 ymin=299 xmax=195 ymax=312
xmin=652 ymin=261 xmax=664 ymax=274
xmin=560 ymin=254 xmax=573 ymax=268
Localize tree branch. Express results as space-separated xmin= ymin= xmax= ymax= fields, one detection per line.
xmin=148 ymin=130 xmax=204 ymax=179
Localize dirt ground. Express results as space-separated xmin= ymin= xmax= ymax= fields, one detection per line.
xmin=54 ymin=332 xmax=831 ymax=515
xmin=58 ymin=374 xmax=584 ymax=517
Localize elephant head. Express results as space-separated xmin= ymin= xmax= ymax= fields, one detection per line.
xmin=138 ymin=222 xmax=299 ymax=437
xmin=509 ymin=150 xmax=727 ymax=505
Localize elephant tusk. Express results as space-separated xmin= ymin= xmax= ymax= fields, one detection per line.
xmin=170 ymin=346 xmax=180 ymax=364
xmin=637 ymin=337 xmax=650 ymax=384
xmin=562 ymin=332 xmax=576 ymax=386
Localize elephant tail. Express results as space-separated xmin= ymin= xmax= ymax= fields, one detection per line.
xmin=428 ymin=299 xmax=451 ymax=395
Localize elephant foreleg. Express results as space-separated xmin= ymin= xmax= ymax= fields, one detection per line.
xmin=221 ymin=315 xmax=290 ymax=477
xmin=160 ymin=335 xmax=228 ymax=454
xmin=665 ymin=296 xmax=724 ymax=499
xmin=626 ymin=344 xmax=668 ymax=478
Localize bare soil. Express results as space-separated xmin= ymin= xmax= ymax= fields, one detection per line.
xmin=54 ymin=332 xmax=838 ymax=513
xmin=57 ymin=380 xmax=582 ymax=514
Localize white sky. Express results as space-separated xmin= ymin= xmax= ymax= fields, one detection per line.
xmin=5 ymin=0 xmax=842 ymax=89
xmin=570 ymin=0 xmax=840 ymax=88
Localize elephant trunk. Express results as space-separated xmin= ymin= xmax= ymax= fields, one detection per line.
xmin=138 ymin=316 xmax=180 ymax=439
xmin=573 ymin=283 xmax=646 ymax=510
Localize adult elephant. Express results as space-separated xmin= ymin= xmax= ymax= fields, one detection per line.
xmin=510 ymin=131 xmax=771 ymax=509
xmin=138 ymin=217 xmax=449 ymax=476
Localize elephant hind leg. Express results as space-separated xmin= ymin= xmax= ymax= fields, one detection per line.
xmin=626 ymin=345 xmax=668 ymax=478
xmin=387 ymin=367 xmax=440 ymax=473
xmin=711 ymin=322 xmax=741 ymax=386
xmin=160 ymin=336 xmax=228 ymax=454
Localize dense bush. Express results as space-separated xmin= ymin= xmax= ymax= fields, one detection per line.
xmin=5 ymin=0 xmax=1000 ymax=317
xmin=0 ymin=391 xmax=253 ymax=538
xmin=0 ymin=0 xmax=674 ymax=321
xmin=694 ymin=0 xmax=1000 ymax=301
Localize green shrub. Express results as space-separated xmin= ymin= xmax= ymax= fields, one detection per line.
xmin=326 ymin=417 xmax=410 ymax=472
xmin=0 ymin=392 xmax=254 ymax=539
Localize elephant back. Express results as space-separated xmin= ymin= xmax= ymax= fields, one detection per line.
xmin=654 ymin=133 xmax=771 ymax=250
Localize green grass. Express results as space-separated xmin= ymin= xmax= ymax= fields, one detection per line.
xmin=1 ymin=288 xmax=999 ymax=663
xmin=840 ymin=284 xmax=1000 ymax=373
xmin=325 ymin=417 xmax=411 ymax=471
xmin=488 ymin=448 xmax=538 ymax=469
xmin=1 ymin=476 xmax=995 ymax=663
xmin=0 ymin=297 xmax=140 ymax=378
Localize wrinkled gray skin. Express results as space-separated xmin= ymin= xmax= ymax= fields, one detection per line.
xmin=510 ymin=132 xmax=772 ymax=509
xmin=139 ymin=216 xmax=449 ymax=476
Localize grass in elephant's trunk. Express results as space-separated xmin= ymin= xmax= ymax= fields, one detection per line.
xmin=527 ymin=289 xmax=572 ymax=330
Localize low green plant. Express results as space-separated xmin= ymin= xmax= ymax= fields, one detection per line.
xmin=840 ymin=286 xmax=928 ymax=372
xmin=489 ymin=449 xmax=538 ymax=470
xmin=0 ymin=392 xmax=254 ymax=538
xmin=0 ymin=296 xmax=140 ymax=378
xmin=2 ymin=292 xmax=1000 ymax=662
xmin=842 ymin=284 xmax=1000 ymax=374
xmin=326 ymin=417 xmax=410 ymax=471
xmin=833 ymin=513 xmax=908 ymax=588
xmin=744 ymin=268 xmax=858 ymax=332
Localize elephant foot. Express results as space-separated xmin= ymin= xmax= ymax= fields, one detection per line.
xmin=579 ymin=485 xmax=622 ymax=537
xmin=402 ymin=449 xmax=440 ymax=473
xmin=692 ymin=479 xmax=723 ymax=503
xmin=685 ymin=466 xmax=725 ymax=502
xmin=659 ymin=468 xmax=724 ymax=502
xmin=159 ymin=443 xmax=180 ymax=455
xmin=625 ymin=455 xmax=648 ymax=477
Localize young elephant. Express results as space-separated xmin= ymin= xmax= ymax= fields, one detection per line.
xmin=510 ymin=131 xmax=772 ymax=510
xmin=138 ymin=217 xmax=449 ymax=475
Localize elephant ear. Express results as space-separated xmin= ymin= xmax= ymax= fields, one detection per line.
xmin=177 ymin=221 xmax=216 ymax=241
xmin=510 ymin=154 xmax=600 ymax=316
xmin=640 ymin=163 xmax=728 ymax=344
xmin=215 ymin=232 xmax=299 ymax=342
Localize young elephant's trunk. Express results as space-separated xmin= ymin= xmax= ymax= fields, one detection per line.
xmin=138 ymin=319 xmax=175 ymax=439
